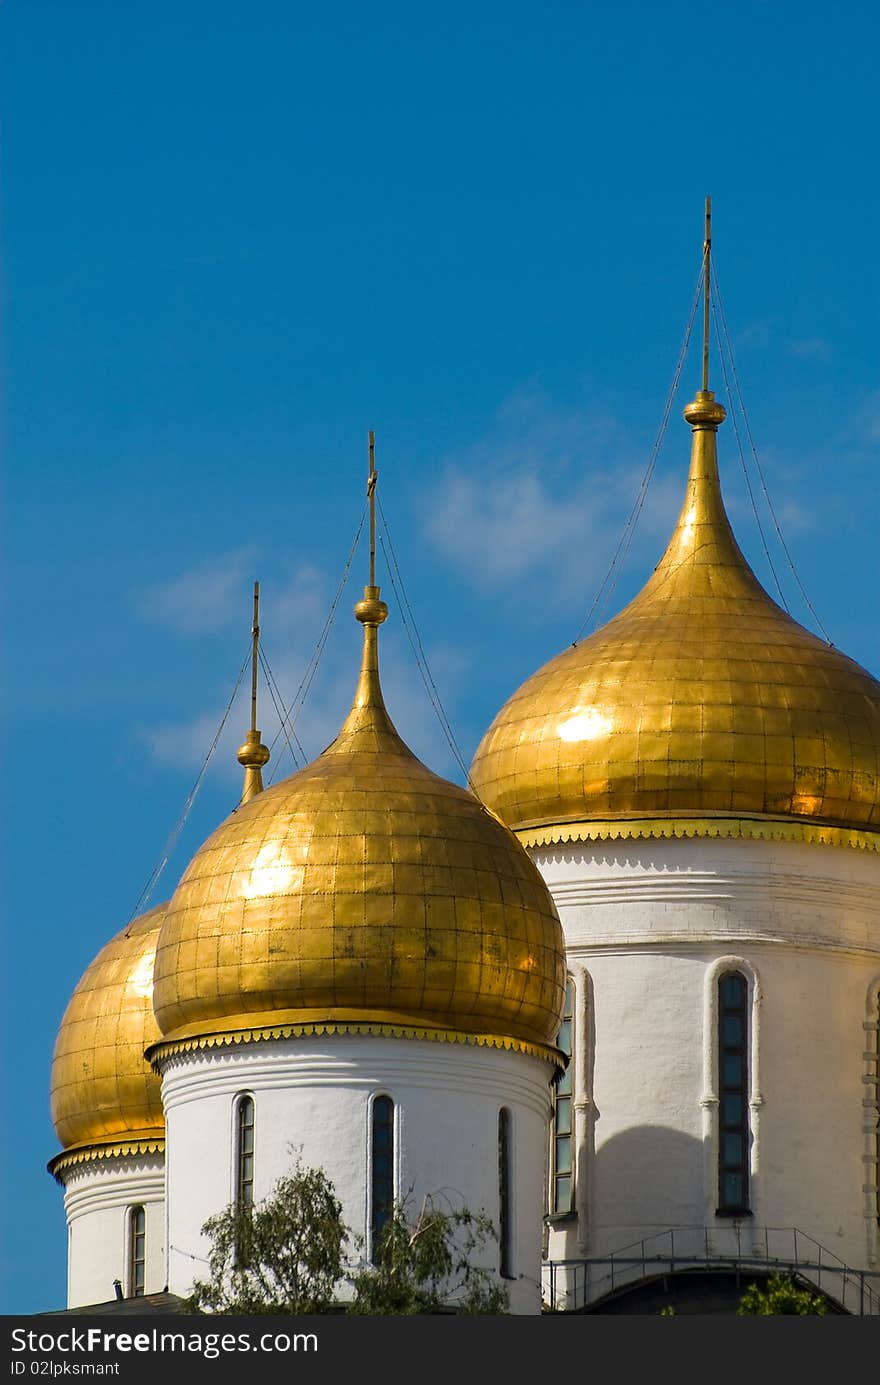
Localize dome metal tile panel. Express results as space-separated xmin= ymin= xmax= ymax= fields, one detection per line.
xmin=153 ymin=600 xmax=566 ymax=1050
xmin=50 ymin=905 xmax=166 ymax=1152
xmin=470 ymin=394 xmax=880 ymax=836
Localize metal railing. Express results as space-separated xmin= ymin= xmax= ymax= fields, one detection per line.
xmin=543 ymin=1225 xmax=880 ymax=1315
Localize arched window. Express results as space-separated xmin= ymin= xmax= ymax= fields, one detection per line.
xmin=498 ymin=1108 xmax=513 ymax=1278
xmin=551 ymin=978 xmax=575 ymax=1216
xmin=128 ymin=1206 xmax=146 ymax=1297
xmin=718 ymin=972 xmax=750 ymax=1214
xmin=371 ymin=1095 xmax=394 ymax=1262
xmin=235 ymin=1095 xmax=255 ymax=1209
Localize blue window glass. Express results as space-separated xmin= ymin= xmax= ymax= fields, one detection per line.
xmin=717 ymin=972 xmax=749 ymax=1214
xmin=723 ymin=1014 xmax=743 ymax=1045
xmin=722 ymin=1093 xmax=743 ymax=1125
xmin=371 ymin=1096 xmax=394 ymax=1262
xmin=499 ymin=1108 xmax=513 ymax=1278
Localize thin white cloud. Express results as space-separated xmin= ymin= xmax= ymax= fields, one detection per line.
xmin=260 ymin=630 xmax=469 ymax=786
xmin=774 ymin=499 xmax=813 ymax=533
xmin=140 ymin=596 xmax=470 ymax=787
xmin=787 ymin=336 xmax=832 ymax=362
xmin=137 ymin=554 xmax=333 ymax=644
xmin=427 ymin=468 xmax=591 ymax=583
xmin=422 ymin=384 xmax=678 ymax=597
xmin=856 ymin=388 xmax=880 ymax=445
xmin=735 ymin=318 xmax=777 ymax=350
xmin=138 ymin=550 xmax=256 ymax=635
xmin=142 ymin=707 xmax=236 ymax=772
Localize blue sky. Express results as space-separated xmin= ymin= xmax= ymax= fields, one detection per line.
xmin=2 ymin=1 xmax=879 ymax=1313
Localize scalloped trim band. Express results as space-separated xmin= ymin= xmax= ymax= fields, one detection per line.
xmin=48 ymin=1138 xmax=166 ymax=1182
xmin=515 ymin=816 xmax=880 ymax=853
xmin=147 ymin=1021 xmax=562 ymax=1071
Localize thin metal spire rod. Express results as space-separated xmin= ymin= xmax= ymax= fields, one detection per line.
xmin=368 ymin=430 xmax=377 ymax=587
xmin=571 ymin=258 xmax=705 ymax=645
xmin=250 ymin=580 xmax=260 ymax=734
xmin=702 ymin=195 xmax=712 ymax=392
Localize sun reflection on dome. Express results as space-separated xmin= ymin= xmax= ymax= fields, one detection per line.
xmin=127 ymin=947 xmax=157 ymax=1001
xmin=558 ymin=708 xmax=614 ymax=743
xmin=240 ymin=843 xmax=304 ymax=900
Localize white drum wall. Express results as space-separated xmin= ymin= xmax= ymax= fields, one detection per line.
xmin=60 ymin=1152 xmax=165 ymax=1308
xmin=160 ymin=1035 xmax=554 ymax=1314
xmin=534 ymin=835 xmax=880 ymax=1280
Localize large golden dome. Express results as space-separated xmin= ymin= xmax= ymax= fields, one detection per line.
xmin=152 ymin=587 xmax=566 ymax=1054
xmin=470 ymin=390 xmax=880 ymax=844
xmin=49 ymin=904 xmax=166 ymax=1169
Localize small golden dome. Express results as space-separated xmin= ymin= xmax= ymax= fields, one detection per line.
xmin=153 ymin=590 xmax=566 ymax=1051
xmin=50 ymin=905 xmax=166 ymax=1156
xmin=470 ymin=391 xmax=880 ymax=837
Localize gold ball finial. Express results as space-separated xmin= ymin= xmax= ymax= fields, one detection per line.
xmin=237 ymin=728 xmax=270 ymax=769
xmin=683 ymin=389 xmax=726 ymax=430
xmin=354 ymin=584 xmax=388 ymax=626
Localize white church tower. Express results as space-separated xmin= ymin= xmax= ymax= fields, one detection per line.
xmin=148 ymin=452 xmax=565 ymax=1314
xmin=50 ymin=452 xmax=567 ymax=1314
xmin=48 ymin=903 xmax=168 ymax=1307
xmin=47 ymin=586 xmax=274 ymax=1309
xmin=470 ymin=204 xmax=880 ymax=1312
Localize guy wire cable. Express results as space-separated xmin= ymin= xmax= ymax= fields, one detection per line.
xmin=376 ymin=494 xmax=478 ymax=796
xmin=711 ymin=289 xmax=789 ymax=610
xmin=572 ymin=260 xmax=705 ymax=644
xmin=263 ymin=502 xmax=368 ymax=781
xmin=712 ymin=262 xmax=832 ymax=643
xmin=257 ymin=643 xmax=308 ymax=772
xmin=124 ymin=644 xmax=251 ymax=931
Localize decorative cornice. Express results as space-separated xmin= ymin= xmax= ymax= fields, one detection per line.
xmin=147 ymin=1021 xmax=562 ymax=1072
xmin=516 ymin=816 xmax=880 ymax=854
xmin=48 ymin=1137 xmax=165 ymax=1182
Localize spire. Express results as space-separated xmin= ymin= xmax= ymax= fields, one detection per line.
xmin=640 ymin=200 xmax=765 ymax=604
xmin=237 ymin=581 xmax=270 ymax=802
xmin=326 ymin=432 xmax=409 ymax=757
xmin=683 ymin=195 xmax=726 ymax=434
xmin=702 ymin=195 xmax=712 ymax=394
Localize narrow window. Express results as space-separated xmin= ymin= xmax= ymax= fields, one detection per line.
xmin=499 ymin=1108 xmax=513 ymax=1278
xmin=236 ymin=1095 xmax=255 ymax=1209
xmin=371 ymin=1095 xmax=394 ymax=1262
xmin=551 ymin=978 xmax=575 ymax=1216
xmin=718 ymin=972 xmax=750 ymax=1213
xmin=129 ymin=1206 xmax=146 ymax=1297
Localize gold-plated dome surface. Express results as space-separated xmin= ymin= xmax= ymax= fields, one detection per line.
xmin=470 ymin=392 xmax=880 ymax=835
xmin=153 ymin=597 xmax=566 ymax=1050
xmin=50 ymin=904 xmax=166 ymax=1153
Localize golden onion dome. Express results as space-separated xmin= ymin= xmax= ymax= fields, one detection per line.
xmin=152 ymin=584 xmax=566 ymax=1055
xmin=49 ymin=904 xmax=166 ymax=1168
xmin=470 ymin=389 xmax=880 ymax=845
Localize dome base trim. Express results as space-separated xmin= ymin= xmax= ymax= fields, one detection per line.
xmin=515 ymin=815 xmax=880 ymax=853
xmin=147 ymin=1019 xmax=562 ymax=1071
xmin=48 ymin=1135 xmax=165 ymax=1182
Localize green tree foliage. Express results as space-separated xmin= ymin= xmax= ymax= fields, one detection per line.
xmin=184 ymin=1160 xmax=348 ymax=1314
xmin=737 ymin=1273 xmax=828 ymax=1316
xmin=349 ymin=1196 xmax=509 ymax=1315
xmin=184 ymin=1159 xmax=508 ymax=1315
